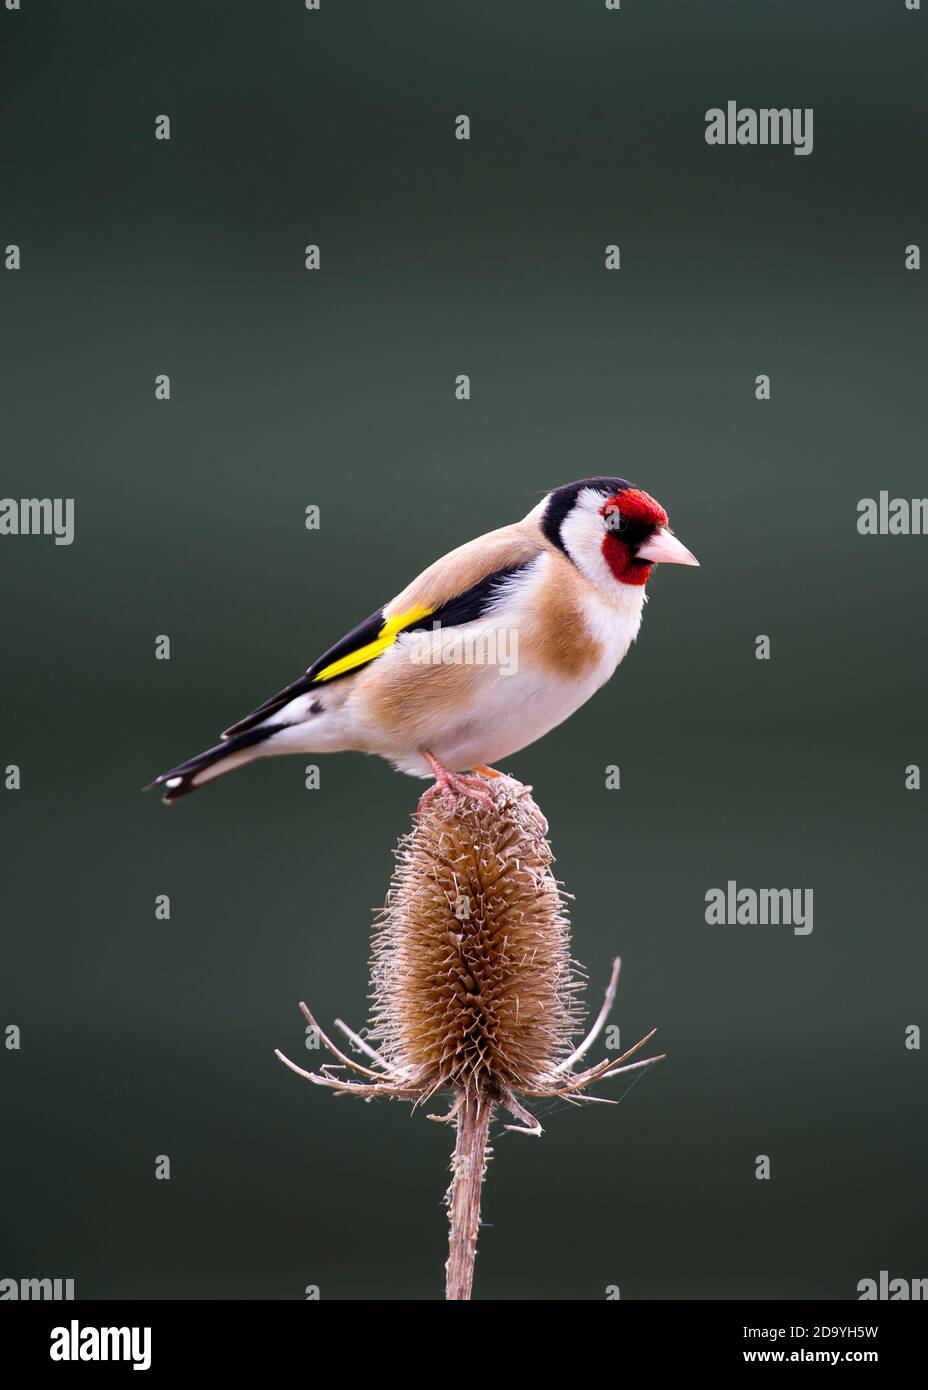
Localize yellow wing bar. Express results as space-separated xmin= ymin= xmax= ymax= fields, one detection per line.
xmin=312 ymin=604 xmax=433 ymax=683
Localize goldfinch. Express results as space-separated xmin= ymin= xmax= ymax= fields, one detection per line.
xmin=148 ymin=478 xmax=698 ymax=805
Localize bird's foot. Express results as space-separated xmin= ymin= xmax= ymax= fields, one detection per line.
xmin=419 ymin=750 xmax=495 ymax=812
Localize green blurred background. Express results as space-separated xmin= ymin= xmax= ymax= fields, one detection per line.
xmin=1 ymin=0 xmax=925 ymax=1299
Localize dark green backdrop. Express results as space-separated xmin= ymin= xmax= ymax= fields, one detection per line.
xmin=2 ymin=0 xmax=925 ymax=1300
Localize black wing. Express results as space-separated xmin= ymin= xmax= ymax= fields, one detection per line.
xmin=221 ymin=606 xmax=386 ymax=738
xmin=221 ymin=561 xmax=534 ymax=739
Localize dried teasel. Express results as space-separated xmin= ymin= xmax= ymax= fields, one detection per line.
xmin=276 ymin=774 xmax=662 ymax=1299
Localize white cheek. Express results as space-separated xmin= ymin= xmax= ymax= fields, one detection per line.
xmin=558 ymin=492 xmax=619 ymax=592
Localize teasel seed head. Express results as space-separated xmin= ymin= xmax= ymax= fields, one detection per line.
xmin=369 ymin=775 xmax=584 ymax=1098
xmin=277 ymin=774 xmax=662 ymax=1133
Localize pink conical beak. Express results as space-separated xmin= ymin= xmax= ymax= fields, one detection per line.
xmin=636 ymin=526 xmax=699 ymax=567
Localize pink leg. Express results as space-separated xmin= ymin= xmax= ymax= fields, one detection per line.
xmin=418 ymin=750 xmax=495 ymax=811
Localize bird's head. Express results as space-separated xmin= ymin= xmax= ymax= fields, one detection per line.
xmin=538 ymin=477 xmax=699 ymax=591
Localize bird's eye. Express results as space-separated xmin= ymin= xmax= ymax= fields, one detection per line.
xmin=604 ymin=510 xmax=628 ymax=534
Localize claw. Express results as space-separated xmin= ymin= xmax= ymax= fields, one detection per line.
xmin=419 ymin=750 xmax=496 ymax=811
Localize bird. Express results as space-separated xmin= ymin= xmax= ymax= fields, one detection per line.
xmin=147 ymin=477 xmax=698 ymax=806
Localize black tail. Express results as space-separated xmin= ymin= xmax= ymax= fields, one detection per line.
xmin=145 ymin=726 xmax=276 ymax=804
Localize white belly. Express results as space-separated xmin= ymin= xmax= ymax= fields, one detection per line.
xmin=421 ymin=667 xmax=610 ymax=773
xmin=357 ymin=577 xmax=646 ymax=776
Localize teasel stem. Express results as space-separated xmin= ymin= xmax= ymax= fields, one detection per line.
xmin=445 ymin=1092 xmax=493 ymax=1301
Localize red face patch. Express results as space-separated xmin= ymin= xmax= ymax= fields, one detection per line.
xmin=601 ymin=488 xmax=668 ymax=529
xmin=601 ymin=536 xmax=652 ymax=585
xmin=599 ymin=487 xmax=668 ymax=586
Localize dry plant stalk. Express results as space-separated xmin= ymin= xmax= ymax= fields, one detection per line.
xmin=276 ymin=774 xmax=662 ymax=1300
